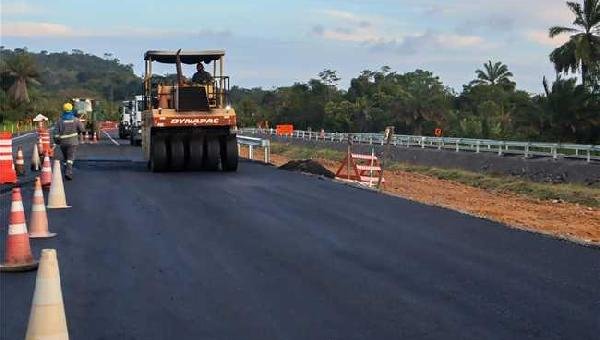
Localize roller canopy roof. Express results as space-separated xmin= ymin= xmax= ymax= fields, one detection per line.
xmin=144 ymin=50 xmax=225 ymax=64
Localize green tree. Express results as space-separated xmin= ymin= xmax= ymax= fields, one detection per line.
xmin=1 ymin=52 xmax=40 ymax=104
xmin=549 ymin=0 xmax=600 ymax=86
xmin=471 ymin=61 xmax=515 ymax=87
xmin=538 ymin=76 xmax=600 ymax=142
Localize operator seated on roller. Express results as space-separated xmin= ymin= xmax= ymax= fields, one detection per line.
xmin=54 ymin=102 xmax=85 ymax=180
xmin=190 ymin=62 xmax=213 ymax=85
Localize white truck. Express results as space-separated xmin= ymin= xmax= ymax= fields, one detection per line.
xmin=128 ymin=95 xmax=144 ymax=146
xmin=118 ymin=101 xmax=132 ymax=139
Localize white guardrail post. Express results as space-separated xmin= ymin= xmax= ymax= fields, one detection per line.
xmin=238 ymin=128 xmax=599 ymax=163
xmin=237 ymin=135 xmax=270 ymax=163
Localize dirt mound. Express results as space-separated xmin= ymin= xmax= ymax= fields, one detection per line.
xmin=279 ymin=159 xmax=335 ymax=178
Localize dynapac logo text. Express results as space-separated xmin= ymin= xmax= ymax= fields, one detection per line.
xmin=169 ymin=118 xmax=220 ymax=124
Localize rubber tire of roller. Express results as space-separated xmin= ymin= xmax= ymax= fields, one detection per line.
xmin=220 ymin=135 xmax=238 ymax=172
xmin=169 ymin=136 xmax=186 ymax=171
xmin=188 ymin=136 xmax=204 ymax=170
xmin=204 ymin=137 xmax=220 ymax=171
xmin=150 ymin=135 xmax=168 ymax=172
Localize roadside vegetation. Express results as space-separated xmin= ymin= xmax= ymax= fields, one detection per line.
xmin=270 ymin=142 xmax=600 ymax=207
xmin=232 ymin=0 xmax=600 ymax=144
xmin=1 ymin=0 xmax=598 ymax=144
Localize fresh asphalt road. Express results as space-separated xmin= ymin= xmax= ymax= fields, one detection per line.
xmin=1 ymin=134 xmax=599 ymax=339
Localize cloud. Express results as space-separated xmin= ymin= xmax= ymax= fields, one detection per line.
xmin=1 ymin=22 xmax=73 ymax=37
xmin=371 ymin=31 xmax=485 ymax=55
xmin=0 ymin=21 xmax=231 ymax=38
xmin=312 ymin=25 xmax=381 ymax=43
xmin=526 ymin=30 xmax=570 ymax=47
xmin=319 ymin=9 xmax=369 ymax=24
xmin=1 ymin=1 xmax=39 ymax=15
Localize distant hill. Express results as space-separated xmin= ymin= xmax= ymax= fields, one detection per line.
xmin=1 ymin=47 xmax=141 ymax=100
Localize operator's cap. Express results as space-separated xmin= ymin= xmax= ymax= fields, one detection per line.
xmin=63 ymin=102 xmax=73 ymax=111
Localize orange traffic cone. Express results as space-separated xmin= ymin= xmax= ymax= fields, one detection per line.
xmin=84 ymin=131 xmax=89 ymax=143
xmin=0 ymin=188 xmax=38 ymax=272
xmin=25 ymin=249 xmax=69 ymax=340
xmin=31 ymin=143 xmax=41 ymax=171
xmin=92 ymin=131 xmax=98 ymax=143
xmin=0 ymin=131 xmax=17 ymax=184
xmin=29 ymin=177 xmax=57 ymax=238
xmin=37 ymin=137 xmax=44 ymax=157
xmin=40 ymin=154 xmax=52 ymax=189
xmin=15 ymin=145 xmax=25 ymax=175
xmin=47 ymin=160 xmax=70 ymax=209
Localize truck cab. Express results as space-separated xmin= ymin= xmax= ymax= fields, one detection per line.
xmin=129 ymin=95 xmax=144 ymax=146
xmin=118 ymin=101 xmax=132 ymax=139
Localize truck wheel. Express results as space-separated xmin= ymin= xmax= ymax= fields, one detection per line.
xmin=188 ymin=136 xmax=204 ymax=170
xmin=220 ymin=135 xmax=238 ymax=172
xmin=204 ymin=137 xmax=220 ymax=170
xmin=150 ymin=136 xmax=168 ymax=172
xmin=169 ymin=136 xmax=185 ymax=171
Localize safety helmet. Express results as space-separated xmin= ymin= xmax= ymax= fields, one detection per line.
xmin=63 ymin=102 xmax=73 ymax=112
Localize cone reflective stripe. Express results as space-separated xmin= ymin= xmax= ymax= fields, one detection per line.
xmin=25 ymin=249 xmax=69 ymax=340
xmin=0 ymin=132 xmax=17 ymax=184
xmin=31 ymin=143 xmax=41 ymax=171
xmin=1 ymin=188 xmax=38 ymax=272
xmin=47 ymin=160 xmax=71 ymax=209
xmin=38 ymin=128 xmax=53 ymax=157
xmin=37 ymin=137 xmax=44 ymax=156
xmin=15 ymin=145 xmax=25 ymax=175
xmin=30 ymin=177 xmax=57 ymax=238
xmin=41 ymin=154 xmax=52 ymax=189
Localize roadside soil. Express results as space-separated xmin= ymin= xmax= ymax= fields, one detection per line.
xmin=239 ymin=146 xmax=600 ymax=247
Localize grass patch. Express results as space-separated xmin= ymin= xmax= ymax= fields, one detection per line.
xmin=270 ymin=143 xmax=345 ymax=161
xmin=271 ymin=142 xmax=600 ymax=207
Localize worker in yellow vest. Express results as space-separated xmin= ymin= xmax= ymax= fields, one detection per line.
xmin=54 ymin=102 xmax=85 ymax=180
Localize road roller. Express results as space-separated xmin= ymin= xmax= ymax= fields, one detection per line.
xmin=141 ymin=49 xmax=238 ymax=172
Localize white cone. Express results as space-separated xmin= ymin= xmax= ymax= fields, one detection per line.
xmin=31 ymin=144 xmax=41 ymax=171
xmin=47 ymin=160 xmax=71 ymax=209
xmin=25 ymin=249 xmax=69 ymax=340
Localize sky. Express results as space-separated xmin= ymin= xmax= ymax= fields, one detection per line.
xmin=0 ymin=0 xmax=577 ymax=93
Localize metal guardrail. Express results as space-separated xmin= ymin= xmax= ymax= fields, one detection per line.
xmin=240 ymin=128 xmax=600 ymax=163
xmin=237 ymin=135 xmax=270 ymax=163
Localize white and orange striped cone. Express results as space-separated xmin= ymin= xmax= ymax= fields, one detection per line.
xmin=31 ymin=143 xmax=41 ymax=171
xmin=84 ymin=131 xmax=89 ymax=143
xmin=29 ymin=177 xmax=57 ymax=238
xmin=25 ymin=249 xmax=69 ymax=340
xmin=40 ymin=154 xmax=52 ymax=189
xmin=37 ymin=137 xmax=44 ymax=157
xmin=0 ymin=188 xmax=39 ymax=272
xmin=92 ymin=131 xmax=98 ymax=143
xmin=15 ymin=145 xmax=25 ymax=176
xmin=47 ymin=160 xmax=70 ymax=209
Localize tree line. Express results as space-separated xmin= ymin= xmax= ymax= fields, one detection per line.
xmin=1 ymin=0 xmax=598 ymax=143
xmin=232 ymin=0 xmax=600 ymax=143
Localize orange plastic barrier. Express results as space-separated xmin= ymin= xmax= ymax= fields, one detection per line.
xmin=0 ymin=132 xmax=17 ymax=184
xmin=276 ymin=124 xmax=294 ymax=136
xmin=335 ymin=152 xmax=385 ymax=187
xmin=100 ymin=121 xmax=118 ymax=130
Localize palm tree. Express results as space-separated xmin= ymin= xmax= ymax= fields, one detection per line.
xmin=2 ymin=53 xmax=40 ymax=104
xmin=549 ymin=0 xmax=600 ymax=86
xmin=472 ymin=61 xmax=514 ymax=86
